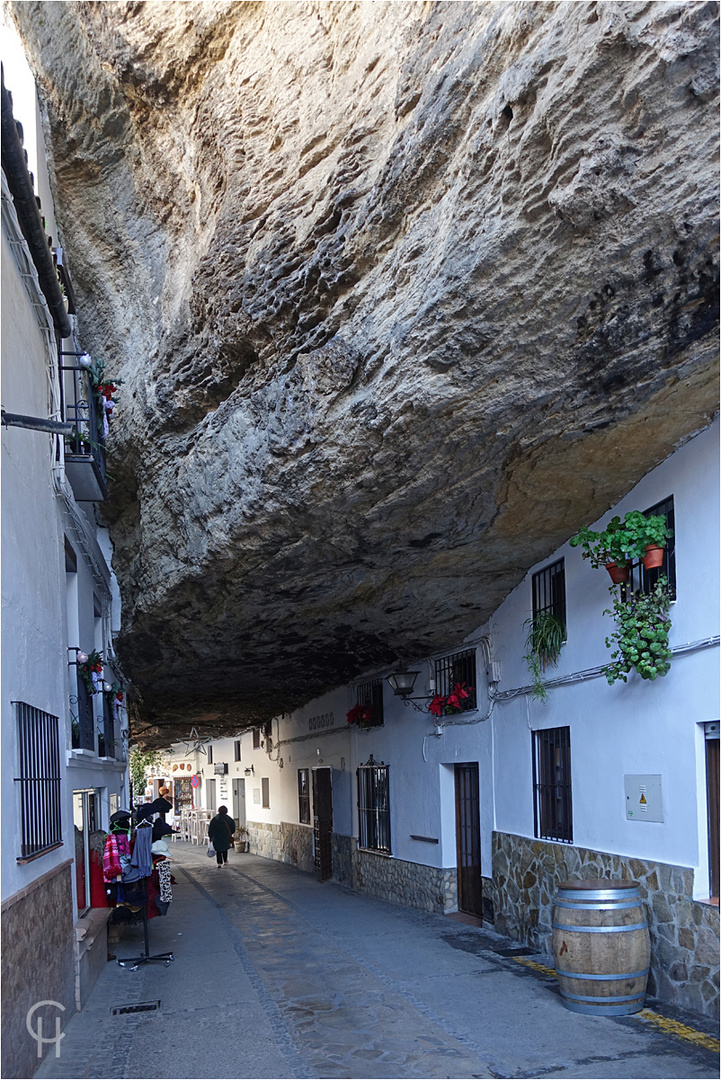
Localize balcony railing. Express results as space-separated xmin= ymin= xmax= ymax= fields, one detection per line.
xmin=60 ymin=362 xmax=108 ymax=502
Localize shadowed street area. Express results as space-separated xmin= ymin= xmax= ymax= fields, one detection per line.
xmin=34 ymin=844 xmax=718 ymax=1080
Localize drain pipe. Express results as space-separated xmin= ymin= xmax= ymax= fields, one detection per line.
xmin=1 ymin=71 xmax=71 ymax=338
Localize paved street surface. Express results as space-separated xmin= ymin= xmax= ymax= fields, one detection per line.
xmin=35 ymin=842 xmax=719 ymax=1080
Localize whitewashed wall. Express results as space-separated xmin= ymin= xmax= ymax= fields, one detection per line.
xmin=488 ymin=417 xmax=719 ymax=895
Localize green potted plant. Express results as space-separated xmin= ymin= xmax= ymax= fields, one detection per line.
xmin=234 ymin=825 xmax=249 ymax=853
xmin=569 ymin=517 xmax=630 ymax=582
xmin=523 ymin=611 xmax=566 ymax=702
xmin=602 ymin=579 xmax=672 ymax=685
xmin=570 ymin=511 xmax=671 ymax=581
xmin=616 ymin=511 xmax=671 ymax=568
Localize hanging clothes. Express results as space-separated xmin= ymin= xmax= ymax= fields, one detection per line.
xmin=157 ymin=859 xmax=173 ymax=903
xmin=123 ymin=823 xmax=153 ymax=882
xmin=102 ymin=834 xmax=122 ymax=881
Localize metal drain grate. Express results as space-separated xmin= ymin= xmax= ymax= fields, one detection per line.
xmin=111 ymin=1000 xmax=160 ymax=1016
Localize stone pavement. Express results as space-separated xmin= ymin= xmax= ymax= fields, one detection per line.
xmin=34 ymin=843 xmax=719 ymax=1080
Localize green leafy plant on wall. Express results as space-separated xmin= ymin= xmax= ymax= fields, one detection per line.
xmin=569 ymin=511 xmax=671 ymax=570
xmin=602 ymin=579 xmax=672 ymax=685
xmin=129 ymin=748 xmax=163 ymax=798
xmin=523 ymin=611 xmax=566 ymax=703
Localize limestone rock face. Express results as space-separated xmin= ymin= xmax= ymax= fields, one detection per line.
xmin=11 ymin=1 xmax=718 ymax=742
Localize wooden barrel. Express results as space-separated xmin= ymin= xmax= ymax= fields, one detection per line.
xmin=552 ymin=879 xmax=650 ymax=1016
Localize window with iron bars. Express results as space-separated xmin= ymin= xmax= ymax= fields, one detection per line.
xmin=532 ymin=558 xmax=566 ymax=628
xmin=298 ymin=768 xmax=310 ymax=824
xmin=625 ymin=496 xmax=676 ymax=600
xmin=98 ymin=693 xmax=116 ymax=759
xmin=354 ymin=678 xmax=384 ymax=727
xmin=533 ymin=726 xmax=573 ymax=843
xmin=433 ymin=649 xmax=477 ymax=711
xmin=234 ymin=740 xmax=241 ymax=761
xmin=357 ymin=756 xmax=391 ymax=854
xmin=14 ymin=702 xmax=63 ymax=861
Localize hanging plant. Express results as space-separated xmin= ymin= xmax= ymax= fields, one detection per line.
xmin=78 ymin=650 xmax=104 ymax=695
xmin=523 ymin=612 xmax=566 ymax=703
xmin=428 ymin=682 xmax=474 ymax=717
xmin=346 ymin=703 xmax=374 ymax=728
xmin=570 ymin=511 xmax=671 ymax=580
xmin=602 ymin=579 xmax=672 ymax=685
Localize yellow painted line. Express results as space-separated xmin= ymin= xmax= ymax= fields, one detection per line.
xmin=513 ymin=957 xmax=557 ymax=977
xmin=511 ymin=962 xmax=719 ymax=1054
xmin=635 ymin=1009 xmax=720 ymax=1054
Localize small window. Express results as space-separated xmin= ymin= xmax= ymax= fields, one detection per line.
xmin=533 ymin=726 xmax=572 ymax=843
xmin=627 ymin=496 xmax=676 ymax=600
xmin=207 ymin=745 xmax=213 ymax=765
xmin=357 ymin=755 xmax=391 ymax=854
xmin=298 ymin=769 xmax=310 ymax=824
xmin=434 ymin=649 xmax=477 ymax=711
xmin=261 ymin=777 xmax=270 ymax=809
xmin=532 ymin=558 xmax=566 ymax=628
xmin=14 ymin=702 xmax=63 ymax=861
xmin=253 ymin=728 xmax=261 ymax=749
xmin=354 ymin=678 xmax=384 ymax=727
xmin=234 ymin=740 xmax=241 ymax=762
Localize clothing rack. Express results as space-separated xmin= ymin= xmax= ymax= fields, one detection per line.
xmin=115 ymin=816 xmax=174 ymax=970
xmin=117 ymin=901 xmax=174 ymax=970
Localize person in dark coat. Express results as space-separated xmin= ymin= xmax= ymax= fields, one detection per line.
xmin=208 ymin=806 xmax=235 ymax=867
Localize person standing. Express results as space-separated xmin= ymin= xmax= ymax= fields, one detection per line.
xmin=208 ymin=805 xmax=235 ymax=867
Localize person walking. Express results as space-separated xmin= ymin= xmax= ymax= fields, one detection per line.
xmin=208 ymin=805 xmax=235 ymax=867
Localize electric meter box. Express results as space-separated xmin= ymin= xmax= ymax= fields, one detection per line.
xmin=624 ymin=774 xmax=663 ymax=823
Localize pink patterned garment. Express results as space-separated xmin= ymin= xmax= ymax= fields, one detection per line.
xmin=102 ymin=834 xmax=122 ymax=881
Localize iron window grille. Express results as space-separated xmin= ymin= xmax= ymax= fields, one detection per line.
xmin=14 ymin=702 xmax=63 ymax=861
xmin=532 ymin=558 xmax=566 ymax=629
xmin=253 ymin=728 xmax=261 ymax=749
xmin=625 ymin=496 xmax=676 ymax=600
xmin=207 ymin=745 xmax=213 ymax=765
xmin=298 ymin=769 xmax=310 ymax=824
xmin=533 ymin=726 xmax=573 ymax=843
xmin=434 ymin=649 xmax=477 ymax=711
xmin=354 ymin=678 xmax=384 ymax=727
xmin=234 ymin=740 xmax=241 ymax=762
xmin=261 ymin=777 xmax=270 ymax=809
xmin=98 ymin=692 xmax=116 ymax=758
xmin=71 ymin=669 xmax=95 ymax=751
xmin=357 ymin=755 xmax=391 ymax=854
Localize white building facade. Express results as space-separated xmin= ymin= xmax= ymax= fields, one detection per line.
xmin=1 ymin=58 xmax=129 ymax=1080
xmin=180 ymin=418 xmax=719 ymax=1019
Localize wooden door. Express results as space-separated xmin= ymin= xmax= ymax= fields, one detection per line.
xmin=455 ymin=763 xmax=483 ymax=919
xmin=312 ymin=768 xmax=333 ymax=882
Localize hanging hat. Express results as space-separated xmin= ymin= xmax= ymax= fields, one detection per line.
xmin=149 ymin=797 xmax=172 ymax=814
xmin=109 ymin=809 xmax=132 ymax=826
xmin=151 ymin=840 xmax=171 ymax=857
xmin=135 ymin=803 xmax=154 ymax=823
xmin=152 ymin=819 xmax=174 ymax=841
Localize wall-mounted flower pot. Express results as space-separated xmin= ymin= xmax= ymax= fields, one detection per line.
xmin=605 ymin=562 xmax=630 ymax=584
xmin=642 ymin=544 xmax=665 ymax=569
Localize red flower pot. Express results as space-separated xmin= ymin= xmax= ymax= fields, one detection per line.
xmin=643 ymin=544 xmax=665 ymax=569
xmin=605 ymin=562 xmax=630 ymax=584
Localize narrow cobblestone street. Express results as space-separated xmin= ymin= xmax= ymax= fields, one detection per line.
xmin=34 ymin=844 xmax=718 ymax=1080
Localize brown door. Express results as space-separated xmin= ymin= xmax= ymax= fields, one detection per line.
xmin=312 ymin=767 xmax=333 ymax=882
xmin=455 ymin=763 xmax=483 ymax=919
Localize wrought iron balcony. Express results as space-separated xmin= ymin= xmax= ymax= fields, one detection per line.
xmin=60 ymin=361 xmax=108 ymax=502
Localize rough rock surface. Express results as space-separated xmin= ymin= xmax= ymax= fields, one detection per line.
xmin=11 ymin=1 xmax=719 ymax=742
